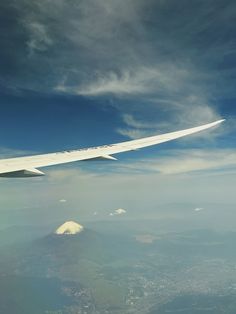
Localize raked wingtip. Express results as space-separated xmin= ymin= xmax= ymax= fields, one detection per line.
xmin=210 ymin=119 xmax=225 ymax=126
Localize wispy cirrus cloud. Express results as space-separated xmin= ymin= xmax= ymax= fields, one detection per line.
xmin=25 ymin=21 xmax=53 ymax=55
xmin=65 ymin=63 xmax=222 ymax=140
xmin=5 ymin=0 xmax=236 ymax=99
xmin=116 ymin=105 xmax=222 ymax=140
xmin=69 ymin=65 xmax=190 ymax=97
xmin=116 ymin=148 xmax=236 ymax=175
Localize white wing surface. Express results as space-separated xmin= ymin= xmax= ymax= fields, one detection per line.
xmin=0 ymin=119 xmax=224 ymax=177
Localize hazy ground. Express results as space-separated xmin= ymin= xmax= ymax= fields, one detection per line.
xmin=1 ymin=215 xmax=236 ymax=314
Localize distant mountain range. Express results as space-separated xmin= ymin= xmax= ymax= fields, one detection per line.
xmin=2 ymin=222 xmax=236 ymax=314
xmin=0 ymin=224 xmax=143 ymax=313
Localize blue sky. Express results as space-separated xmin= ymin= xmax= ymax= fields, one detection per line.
xmin=0 ymin=0 xmax=236 ymax=229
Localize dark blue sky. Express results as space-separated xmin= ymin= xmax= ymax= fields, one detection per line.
xmin=0 ymin=0 xmax=236 ymax=226
xmin=0 ymin=91 xmax=121 ymax=152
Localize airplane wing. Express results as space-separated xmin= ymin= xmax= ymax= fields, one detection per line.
xmin=0 ymin=119 xmax=224 ymax=177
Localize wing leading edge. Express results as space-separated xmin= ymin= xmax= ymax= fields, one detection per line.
xmin=0 ymin=119 xmax=224 ymax=177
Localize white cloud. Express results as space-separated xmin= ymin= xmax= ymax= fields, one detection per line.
xmin=109 ymin=208 xmax=127 ymax=216
xmin=121 ymin=114 xmax=152 ymax=129
xmin=47 ymin=168 xmax=96 ymax=182
xmin=113 ymin=148 xmax=236 ymax=175
xmin=59 ymin=199 xmax=67 ymax=203
xmin=56 ymin=62 xmax=196 ymax=100
xmin=116 ymin=114 xmax=157 ymax=139
xmin=115 ymin=208 xmax=126 ymax=215
xmin=25 ymin=21 xmax=53 ymax=54
xmin=116 ymin=127 xmax=151 ymax=140
xmin=194 ymin=207 xmax=204 ymax=212
xmin=74 ymin=65 xmax=190 ymax=96
xmin=116 ymin=106 xmax=223 ymax=141
xmin=76 ymin=70 xmax=148 ymax=96
xmin=152 ymin=149 xmax=236 ymax=174
xmin=71 ymin=63 xmax=223 ymax=141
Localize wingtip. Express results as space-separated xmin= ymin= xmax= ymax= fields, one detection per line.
xmin=210 ymin=119 xmax=225 ymax=126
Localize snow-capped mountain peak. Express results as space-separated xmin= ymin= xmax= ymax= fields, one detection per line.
xmin=55 ymin=221 xmax=84 ymax=235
